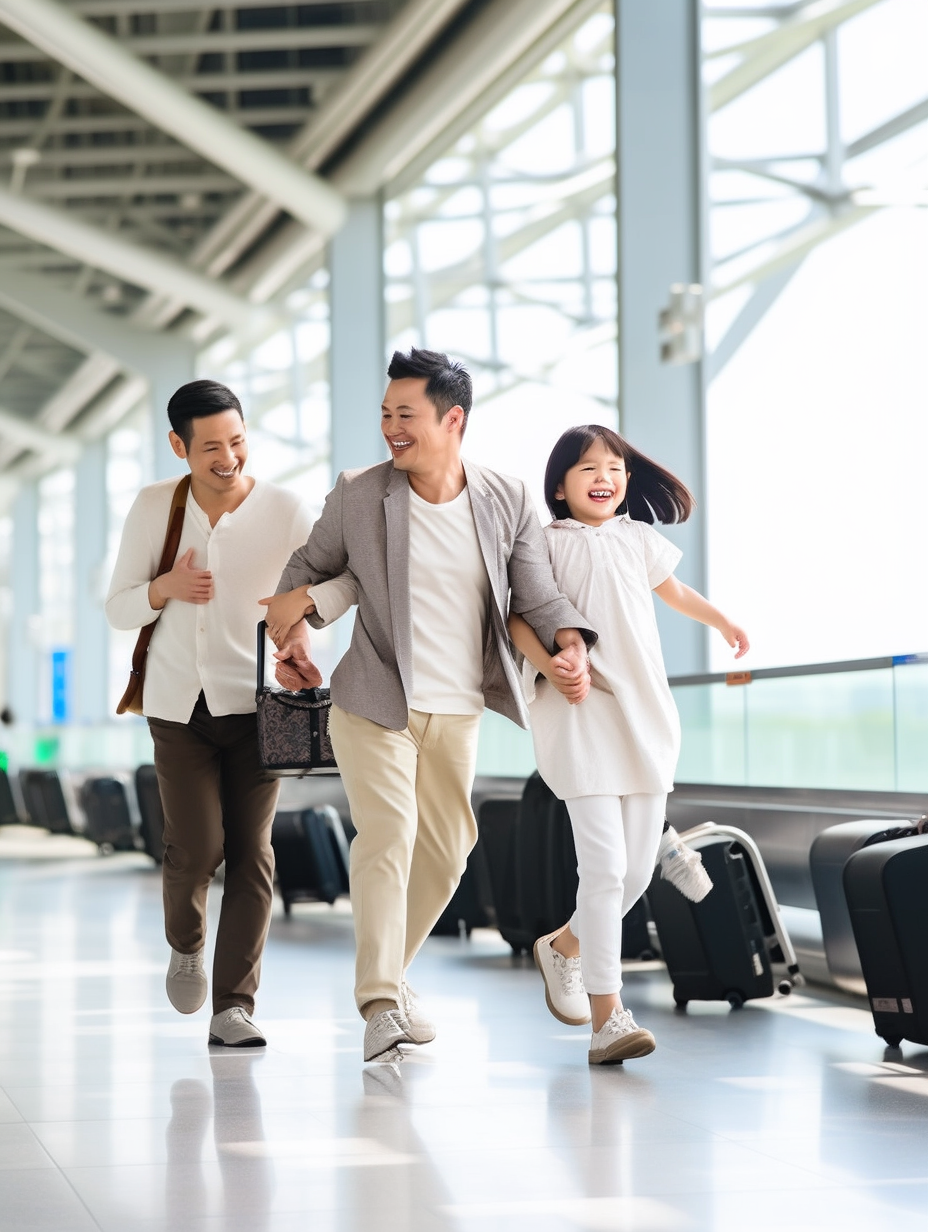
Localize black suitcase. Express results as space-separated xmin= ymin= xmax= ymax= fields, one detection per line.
xmin=430 ymin=840 xmax=495 ymax=938
xmin=135 ymin=764 xmax=166 ymax=864
xmin=19 ymin=769 xmax=75 ymax=834
xmin=649 ymin=823 xmax=799 ymax=1009
xmin=272 ymin=805 xmax=350 ymax=914
xmin=843 ymin=832 xmax=928 ymax=1049
xmin=79 ymin=777 xmax=139 ymax=854
xmin=478 ymin=796 xmax=531 ymax=953
xmin=0 ymin=768 xmax=19 ymax=827
xmin=811 ymin=819 xmax=923 ymax=995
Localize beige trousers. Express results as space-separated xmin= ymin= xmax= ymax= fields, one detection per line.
xmin=329 ymin=704 xmax=481 ymax=1015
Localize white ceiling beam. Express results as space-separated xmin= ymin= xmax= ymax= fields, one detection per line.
xmin=0 ymin=404 xmax=80 ymax=462
xmin=25 ymin=176 xmax=237 ymax=199
xmin=0 ymin=184 xmax=253 ymax=328
xmin=846 ymin=96 xmax=928 ymax=160
xmin=72 ymin=0 xmax=357 ymax=12
xmin=0 ymin=25 xmax=378 ymax=61
xmin=0 ymin=0 xmax=346 ymax=237
xmin=0 ymin=69 xmax=339 ymax=100
xmin=184 ymin=0 xmax=473 ymax=284
xmin=0 ymin=270 xmax=194 ymax=376
xmin=709 ymin=0 xmax=884 ymax=113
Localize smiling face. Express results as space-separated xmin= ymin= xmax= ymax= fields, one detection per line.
xmin=169 ymin=408 xmax=248 ymax=499
xmin=381 ymin=377 xmax=464 ymax=477
xmin=555 ymin=436 xmax=629 ymax=527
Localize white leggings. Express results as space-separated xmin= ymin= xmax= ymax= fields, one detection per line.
xmin=565 ymin=793 xmax=667 ymax=995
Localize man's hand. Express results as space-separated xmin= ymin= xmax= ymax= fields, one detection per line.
xmin=149 ymin=548 xmax=213 ymax=609
xmin=272 ymin=622 xmax=323 ymax=690
xmin=259 ymin=587 xmax=316 ymax=647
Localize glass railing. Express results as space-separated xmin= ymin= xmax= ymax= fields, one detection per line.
xmin=4 ymin=654 xmax=927 ymax=794
xmin=671 ymin=655 xmax=928 ymax=792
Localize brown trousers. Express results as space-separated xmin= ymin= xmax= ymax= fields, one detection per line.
xmin=148 ymin=695 xmax=280 ymax=1014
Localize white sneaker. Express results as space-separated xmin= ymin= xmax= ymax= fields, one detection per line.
xmin=399 ymin=982 xmax=436 ymax=1044
xmin=208 ymin=1007 xmax=266 ymax=1047
xmin=658 ymin=828 xmax=713 ymax=902
xmin=363 ymin=1008 xmax=414 ymax=1063
xmin=533 ymin=927 xmax=591 ymax=1026
xmin=589 ymin=1008 xmax=656 ymax=1065
xmin=166 ymin=948 xmax=207 ymax=1014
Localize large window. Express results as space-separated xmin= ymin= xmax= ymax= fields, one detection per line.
xmin=384 ymin=3 xmax=617 ymax=511
xmin=702 ymin=0 xmax=928 ymax=671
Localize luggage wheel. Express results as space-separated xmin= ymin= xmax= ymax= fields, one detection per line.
xmin=777 ymin=979 xmax=794 ymax=996
xmin=673 ymin=995 xmax=689 ymax=1011
xmin=726 ymin=991 xmax=745 ymax=1010
xmin=881 ymin=1034 xmax=903 ymax=1050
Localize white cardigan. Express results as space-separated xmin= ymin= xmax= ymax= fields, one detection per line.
xmin=106 ymin=477 xmax=312 ymax=722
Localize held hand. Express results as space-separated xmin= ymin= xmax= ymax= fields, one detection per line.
xmin=151 ymin=548 xmax=213 ymax=607
xmin=545 ymin=651 xmax=591 ymax=705
xmin=273 ymin=626 xmax=323 ymax=690
xmin=258 ymin=588 xmax=316 ymax=647
xmin=722 ymin=623 xmax=750 ymax=659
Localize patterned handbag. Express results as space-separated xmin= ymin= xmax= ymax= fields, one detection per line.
xmin=254 ymin=621 xmax=338 ymax=776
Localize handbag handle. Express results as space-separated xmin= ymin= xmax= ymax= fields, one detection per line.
xmin=256 ymin=619 xmax=268 ymax=691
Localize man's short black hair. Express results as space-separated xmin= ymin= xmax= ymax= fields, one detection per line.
xmin=386 ymin=348 xmax=472 ymax=429
xmin=167 ymin=379 xmax=243 ymax=448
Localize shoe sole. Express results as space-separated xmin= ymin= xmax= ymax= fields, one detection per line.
xmin=208 ymin=1034 xmax=266 ymax=1047
xmin=533 ymin=933 xmax=592 ymax=1027
xmin=589 ymin=1030 xmax=656 ymax=1065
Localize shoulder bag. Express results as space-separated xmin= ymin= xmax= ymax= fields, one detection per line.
xmin=115 ymin=475 xmax=190 ymax=716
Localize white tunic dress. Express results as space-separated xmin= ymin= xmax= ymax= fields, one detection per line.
xmin=524 ymin=515 xmax=682 ymax=800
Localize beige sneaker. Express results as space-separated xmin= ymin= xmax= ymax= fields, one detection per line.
xmin=363 ymin=1008 xmax=414 ymax=1062
xmin=589 ymin=1008 xmax=656 ymax=1064
xmin=166 ymin=948 xmax=207 ymax=1014
xmin=400 ymin=982 xmax=436 ymax=1044
xmin=208 ymin=1007 xmax=266 ymax=1047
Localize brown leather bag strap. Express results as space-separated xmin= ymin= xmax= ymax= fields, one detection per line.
xmin=128 ymin=475 xmax=191 ymax=675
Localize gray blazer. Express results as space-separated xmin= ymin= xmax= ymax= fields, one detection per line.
xmin=276 ymin=458 xmax=596 ymax=731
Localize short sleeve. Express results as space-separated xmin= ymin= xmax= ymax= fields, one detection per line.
xmin=639 ymin=522 xmax=683 ymax=589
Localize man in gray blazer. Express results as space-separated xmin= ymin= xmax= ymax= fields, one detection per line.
xmin=265 ymin=348 xmax=595 ymax=1062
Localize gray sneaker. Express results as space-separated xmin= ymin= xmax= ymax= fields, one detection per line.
xmin=166 ymin=948 xmax=207 ymax=1014
xmin=208 ymin=1007 xmax=267 ymax=1048
xmin=400 ymin=982 xmax=436 ymax=1044
xmin=363 ymin=1008 xmax=414 ymax=1062
xmin=589 ymin=1008 xmax=656 ymax=1065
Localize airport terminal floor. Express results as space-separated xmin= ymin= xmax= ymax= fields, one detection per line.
xmin=1 ymin=837 xmax=927 ymax=1232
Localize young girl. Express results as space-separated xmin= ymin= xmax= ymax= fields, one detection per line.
xmin=508 ymin=426 xmax=748 ymax=1065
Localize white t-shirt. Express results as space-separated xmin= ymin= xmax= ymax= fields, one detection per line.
xmin=407 ymin=484 xmax=489 ymax=715
xmin=106 ymin=478 xmax=312 ymax=722
xmin=523 ymin=515 xmax=682 ymax=799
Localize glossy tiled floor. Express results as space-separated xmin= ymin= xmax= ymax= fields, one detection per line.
xmin=1 ymin=845 xmax=927 ymax=1232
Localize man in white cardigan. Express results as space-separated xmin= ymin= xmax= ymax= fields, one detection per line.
xmin=106 ymin=380 xmax=312 ymax=1047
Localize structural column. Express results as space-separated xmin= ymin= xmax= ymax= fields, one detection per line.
xmin=329 ymin=198 xmax=387 ymax=476
xmin=150 ymin=347 xmax=197 ymax=481
xmin=73 ymin=441 xmax=109 ymax=723
xmin=8 ymin=481 xmax=40 ymax=726
xmin=616 ymin=0 xmax=707 ymax=675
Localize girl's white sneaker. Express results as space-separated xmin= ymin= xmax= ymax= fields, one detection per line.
xmin=658 ymin=827 xmax=713 ymax=902
xmin=534 ymin=927 xmax=591 ymax=1025
xmin=588 ymin=1008 xmax=656 ymax=1064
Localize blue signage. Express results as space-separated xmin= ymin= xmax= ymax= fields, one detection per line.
xmin=51 ymin=649 xmax=71 ymax=724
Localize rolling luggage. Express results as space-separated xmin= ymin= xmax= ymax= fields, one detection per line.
xmin=272 ymin=805 xmax=350 ymax=914
xmin=19 ymin=768 xmax=75 ymax=834
xmin=79 ymin=777 xmax=139 ymax=853
xmin=430 ymin=840 xmax=495 ymax=937
xmin=810 ymin=819 xmax=924 ymax=995
xmin=648 ymin=822 xmax=799 ymax=1009
xmin=135 ymin=764 xmax=166 ymax=864
xmin=843 ymin=831 xmax=928 ymax=1049
xmin=0 ymin=768 xmax=19 ymax=827
xmin=477 ymin=796 xmax=531 ymax=953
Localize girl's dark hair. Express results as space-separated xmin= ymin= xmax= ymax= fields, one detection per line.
xmin=167 ymin=379 xmax=243 ymax=447
xmin=543 ymin=425 xmax=695 ymax=524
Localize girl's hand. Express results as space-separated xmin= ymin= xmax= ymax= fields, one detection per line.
xmin=545 ymin=650 xmax=591 ymax=705
xmin=722 ymin=623 xmax=750 ymax=659
xmin=258 ymin=587 xmax=316 ymax=647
